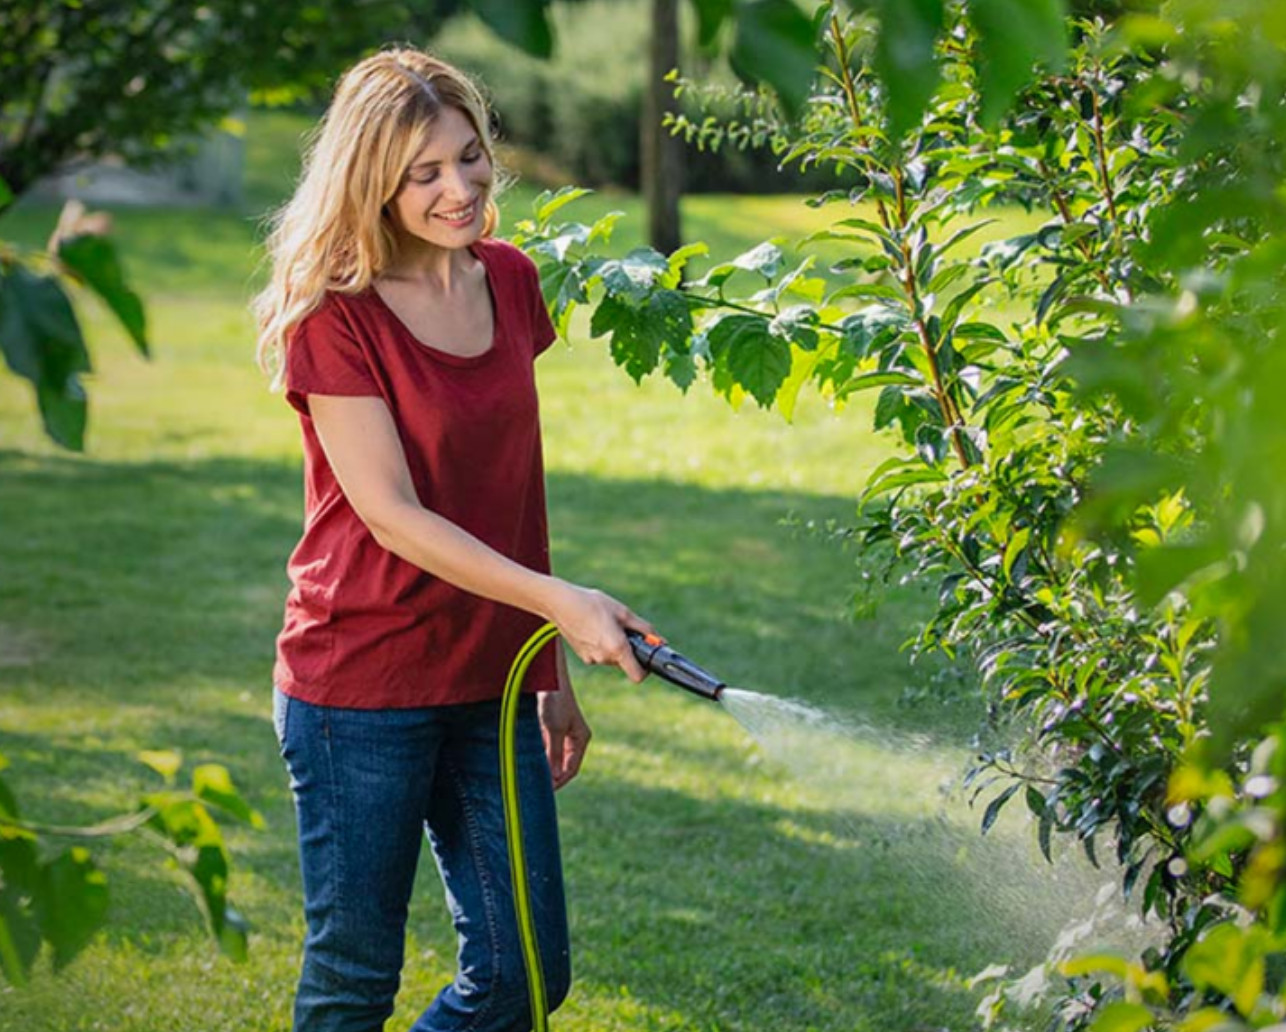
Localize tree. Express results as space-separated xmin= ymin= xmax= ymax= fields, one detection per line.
xmin=642 ymin=0 xmax=684 ymax=255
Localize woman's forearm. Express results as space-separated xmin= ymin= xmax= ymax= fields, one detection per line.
xmin=370 ymin=499 xmax=565 ymax=620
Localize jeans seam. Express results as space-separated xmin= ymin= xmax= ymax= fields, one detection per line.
xmin=319 ymin=709 xmax=347 ymax=931
xmin=447 ymin=755 xmax=502 ymax=1032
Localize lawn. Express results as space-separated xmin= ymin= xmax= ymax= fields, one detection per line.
xmin=0 ymin=113 xmax=1097 ymax=1032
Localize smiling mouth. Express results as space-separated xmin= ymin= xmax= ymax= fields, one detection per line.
xmin=434 ymin=200 xmax=479 ymax=225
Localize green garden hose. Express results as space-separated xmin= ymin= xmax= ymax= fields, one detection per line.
xmin=500 ymin=620 xmax=561 ymax=1032
xmin=501 ymin=622 xmax=726 ymax=1030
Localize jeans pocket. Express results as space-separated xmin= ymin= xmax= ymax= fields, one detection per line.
xmin=272 ymin=686 xmax=291 ymax=752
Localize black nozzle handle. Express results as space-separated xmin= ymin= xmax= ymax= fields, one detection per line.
xmin=624 ymin=629 xmax=726 ymax=702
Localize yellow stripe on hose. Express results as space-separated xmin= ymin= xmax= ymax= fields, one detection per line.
xmin=500 ymin=621 xmax=561 ymax=1032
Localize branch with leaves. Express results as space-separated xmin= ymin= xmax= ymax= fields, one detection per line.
xmin=0 ymin=749 xmax=261 ymax=986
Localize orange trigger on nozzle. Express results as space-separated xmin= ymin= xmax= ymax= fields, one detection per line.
xmin=644 ymin=633 xmax=663 ymax=646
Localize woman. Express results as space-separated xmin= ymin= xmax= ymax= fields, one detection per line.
xmin=254 ymin=47 xmax=653 ymax=1032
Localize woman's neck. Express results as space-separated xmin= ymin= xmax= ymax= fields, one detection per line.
xmin=381 ymin=235 xmax=475 ymax=292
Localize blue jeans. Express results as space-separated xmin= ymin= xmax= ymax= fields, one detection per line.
xmin=274 ymin=688 xmax=571 ymax=1032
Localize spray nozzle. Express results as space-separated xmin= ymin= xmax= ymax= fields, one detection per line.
xmin=625 ymin=629 xmax=726 ymax=702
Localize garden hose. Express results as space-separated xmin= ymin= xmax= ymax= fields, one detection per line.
xmin=501 ymin=623 xmax=728 ymax=1031
xmin=500 ymin=620 xmax=561 ymax=1032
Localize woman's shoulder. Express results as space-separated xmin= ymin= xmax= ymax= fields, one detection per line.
xmin=294 ymin=289 xmax=369 ymax=335
xmin=286 ymin=291 xmax=377 ymax=356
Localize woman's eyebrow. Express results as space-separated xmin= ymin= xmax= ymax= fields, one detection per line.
xmin=409 ymin=136 xmax=481 ymax=171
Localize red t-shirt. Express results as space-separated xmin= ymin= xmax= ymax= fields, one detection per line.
xmin=274 ymin=238 xmax=559 ymax=708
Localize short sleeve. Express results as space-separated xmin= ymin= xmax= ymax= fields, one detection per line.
xmin=284 ymin=299 xmax=380 ymax=415
xmin=525 ymin=258 xmax=557 ymax=358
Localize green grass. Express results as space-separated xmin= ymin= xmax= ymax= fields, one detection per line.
xmin=0 ymin=112 xmax=1084 ymax=1032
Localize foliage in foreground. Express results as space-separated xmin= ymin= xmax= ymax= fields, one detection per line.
xmin=0 ymin=749 xmax=261 ymax=985
xmin=515 ymin=2 xmax=1286 ymax=1029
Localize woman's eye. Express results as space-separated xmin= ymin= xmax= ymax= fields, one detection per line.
xmin=462 ymin=151 xmax=482 ymax=164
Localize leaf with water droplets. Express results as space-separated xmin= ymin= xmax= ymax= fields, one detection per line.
xmin=981 ymin=783 xmax=1020 ymax=834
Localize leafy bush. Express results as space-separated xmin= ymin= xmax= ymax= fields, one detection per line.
xmin=514 ymin=1 xmax=1286 ymax=1027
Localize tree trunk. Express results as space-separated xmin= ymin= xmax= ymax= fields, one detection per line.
xmin=642 ymin=0 xmax=683 ymax=256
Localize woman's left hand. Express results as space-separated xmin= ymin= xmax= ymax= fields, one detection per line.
xmin=538 ymin=678 xmax=592 ymax=791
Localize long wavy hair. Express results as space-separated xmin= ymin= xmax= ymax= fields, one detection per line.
xmin=253 ymin=47 xmax=500 ymax=385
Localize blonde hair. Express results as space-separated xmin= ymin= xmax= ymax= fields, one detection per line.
xmin=253 ymin=47 xmax=501 ymax=384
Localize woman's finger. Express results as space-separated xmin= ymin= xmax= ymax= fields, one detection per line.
xmin=621 ymin=608 xmax=660 ymax=640
xmin=614 ymin=632 xmax=648 ymax=683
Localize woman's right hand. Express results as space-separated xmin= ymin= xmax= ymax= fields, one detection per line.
xmin=543 ymin=580 xmax=655 ymax=683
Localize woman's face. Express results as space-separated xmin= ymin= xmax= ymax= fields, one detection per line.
xmin=387 ymin=106 xmax=492 ymax=250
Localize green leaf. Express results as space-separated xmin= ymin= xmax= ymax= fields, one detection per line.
xmin=56 ymin=235 xmax=148 ymax=356
xmin=219 ymin=904 xmax=250 ymax=963
xmin=729 ymin=0 xmax=819 ymax=120
xmin=597 ymin=248 xmax=671 ymax=302
xmin=1060 ymin=952 xmax=1132 ymax=979
xmin=0 ymin=264 xmax=91 ymax=450
xmin=534 ymin=186 xmax=591 ymax=223
xmin=691 ymin=0 xmax=735 ymax=48
xmin=664 ymin=242 xmax=710 ymax=287
xmin=940 ymin=280 xmax=989 ymax=334
xmin=863 ymin=461 xmax=948 ymax=499
xmin=1089 ymin=1001 xmax=1154 ymax=1032
xmin=936 ymin=219 xmax=999 ymax=261
xmin=146 ymin=795 xmax=225 ymax=850
xmin=0 ymin=889 xmax=39 ymax=987
xmin=468 ymin=0 xmax=554 ymax=58
xmin=1181 ymin=924 xmax=1266 ymax=1017
xmin=874 ymin=0 xmax=945 ymax=140
xmin=591 ymin=291 xmax=694 ymax=384
xmin=138 ymin=749 xmax=183 ymax=784
xmin=981 ymin=782 xmax=1020 ymax=834
xmin=841 ymin=370 xmax=922 ymax=394
xmin=193 ymin=764 xmax=266 ymax=830
xmin=839 ymin=305 xmax=910 ymax=358
xmin=1135 ymin=544 xmax=1224 ymax=607
xmin=35 ymin=848 xmax=109 ymax=971
xmin=189 ymin=838 xmax=233 ymax=936
xmin=777 ymin=340 xmax=830 ymax=421
xmin=1025 ymin=785 xmax=1046 ymax=817
xmin=829 ymin=283 xmax=906 ymax=304
xmin=0 ymin=264 xmax=90 ymax=385
xmin=732 ymin=241 xmax=784 ymax=279
xmin=37 ymin=376 xmax=88 ymax=452
xmin=1038 ymin=807 xmax=1054 ymax=862
xmin=664 ymin=349 xmax=697 ymax=392
xmin=695 ymin=262 xmax=739 ymax=289
xmin=971 ymin=0 xmax=1069 ymax=125
xmin=769 ymin=305 xmax=820 ymax=351
xmin=927 ymin=263 xmax=971 ymax=295
xmin=1176 ymin=1008 xmax=1243 ymax=1032
xmin=706 ymin=313 xmax=790 ymax=407
xmin=1003 ymin=526 xmax=1031 ymax=581
xmin=0 ymin=176 xmax=12 ymax=211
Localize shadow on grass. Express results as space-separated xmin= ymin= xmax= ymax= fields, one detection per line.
xmin=0 ymin=448 xmax=976 ymax=742
xmin=0 ymin=448 xmax=1023 ymax=1029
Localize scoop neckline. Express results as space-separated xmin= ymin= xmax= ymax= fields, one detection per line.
xmin=367 ymin=242 xmax=499 ymax=368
